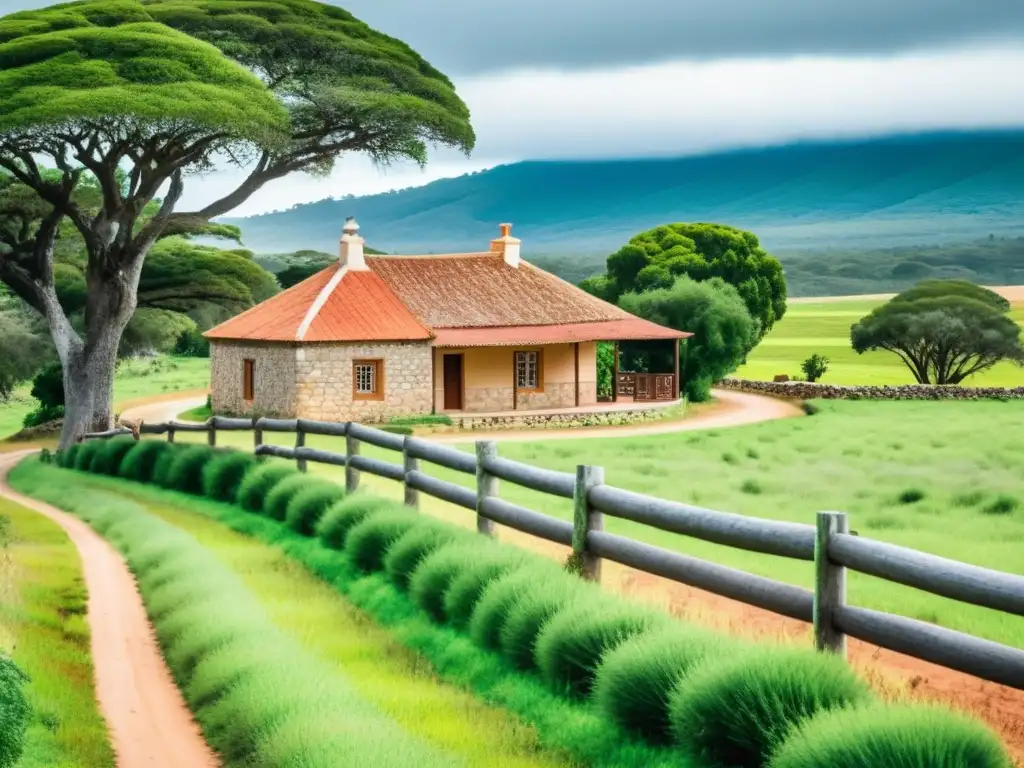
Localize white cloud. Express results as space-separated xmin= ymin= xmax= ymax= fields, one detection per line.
xmin=181 ymin=43 xmax=1024 ymax=216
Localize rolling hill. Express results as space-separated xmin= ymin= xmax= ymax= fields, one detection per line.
xmin=228 ymin=131 xmax=1024 ymax=263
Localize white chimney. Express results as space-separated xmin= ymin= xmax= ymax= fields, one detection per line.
xmin=339 ymin=216 xmax=367 ymax=271
xmin=489 ymin=222 xmax=521 ymax=268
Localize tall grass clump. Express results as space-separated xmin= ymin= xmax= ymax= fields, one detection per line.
xmin=768 ymin=703 xmax=1012 ymax=768
xmin=383 ymin=521 xmax=467 ymax=590
xmin=10 ymin=464 xmax=452 ymax=768
xmin=151 ymin=444 xmax=185 ymax=487
xmin=593 ymin=625 xmax=732 ymax=743
xmin=499 ymin=574 xmax=596 ymax=671
xmin=669 ymin=647 xmax=873 ymax=768
xmin=0 ymin=653 xmax=29 ymax=768
xmin=119 ymin=440 xmax=175 ymax=483
xmin=316 ymin=495 xmax=401 ymax=550
xmin=443 ymin=547 xmax=532 ymax=629
xmin=164 ymin=445 xmax=215 ymax=494
xmin=284 ymin=482 xmax=345 ymax=536
xmin=407 ymin=540 xmax=492 ymax=622
xmin=73 ymin=440 xmax=102 ymax=471
xmin=534 ymin=599 xmax=664 ymax=697
xmin=469 ymin=566 xmax=552 ymax=651
xmin=236 ymin=463 xmax=296 ymax=513
xmin=90 ymin=437 xmax=138 ymax=476
xmin=263 ymin=474 xmax=309 ymax=521
xmin=343 ymin=508 xmax=422 ymax=573
xmin=57 ymin=443 xmax=80 ymax=469
xmin=202 ymin=451 xmax=259 ymax=503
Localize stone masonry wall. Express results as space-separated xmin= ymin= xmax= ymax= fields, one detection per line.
xmin=718 ymin=378 xmax=1024 ymax=400
xmin=296 ymin=341 xmax=433 ymax=422
xmin=210 ymin=341 xmax=297 ymax=417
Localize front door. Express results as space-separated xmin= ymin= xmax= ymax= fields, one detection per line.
xmin=443 ymin=354 xmax=464 ymax=410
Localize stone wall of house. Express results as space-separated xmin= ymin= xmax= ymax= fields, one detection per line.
xmin=718 ymin=378 xmax=1024 ymax=400
xmin=296 ymin=342 xmax=433 ymax=421
xmin=210 ymin=341 xmax=297 ymax=416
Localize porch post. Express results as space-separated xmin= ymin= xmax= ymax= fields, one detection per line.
xmin=612 ymin=341 xmax=620 ymax=402
xmin=574 ymin=342 xmax=580 ymax=407
xmin=512 ymin=350 xmax=518 ymax=410
xmin=431 ymin=348 xmax=437 ymax=414
xmin=673 ymin=338 xmax=680 ymax=400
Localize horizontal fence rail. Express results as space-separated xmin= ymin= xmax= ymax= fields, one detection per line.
xmin=83 ymin=415 xmax=1024 ymax=691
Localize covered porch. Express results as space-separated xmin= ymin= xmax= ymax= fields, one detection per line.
xmin=430 ymin=321 xmax=691 ymax=415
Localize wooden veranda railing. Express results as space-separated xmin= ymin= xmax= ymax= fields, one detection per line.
xmin=82 ymin=416 xmax=1024 ymax=691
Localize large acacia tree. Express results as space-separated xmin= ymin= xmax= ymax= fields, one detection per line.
xmin=0 ymin=0 xmax=474 ymax=448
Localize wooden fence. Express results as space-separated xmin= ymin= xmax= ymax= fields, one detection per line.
xmin=85 ymin=416 xmax=1024 ymax=691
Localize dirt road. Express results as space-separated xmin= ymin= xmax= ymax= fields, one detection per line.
xmin=122 ymin=388 xmax=802 ymax=443
xmin=0 ymin=452 xmax=219 ymax=768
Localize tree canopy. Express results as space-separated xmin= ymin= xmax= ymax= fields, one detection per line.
xmin=0 ymin=0 xmax=474 ymax=447
xmin=851 ymin=280 xmax=1024 ymax=385
xmin=582 ymin=222 xmax=787 ymax=339
xmin=620 ymin=276 xmax=759 ymax=401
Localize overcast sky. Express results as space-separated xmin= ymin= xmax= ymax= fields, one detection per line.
xmin=5 ymin=0 xmax=1024 ymax=215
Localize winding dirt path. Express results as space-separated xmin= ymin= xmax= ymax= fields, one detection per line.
xmin=122 ymin=388 xmax=802 ymax=443
xmin=0 ymin=452 xmax=219 ymax=768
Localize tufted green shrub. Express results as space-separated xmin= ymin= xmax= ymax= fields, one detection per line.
xmin=534 ymin=599 xmax=664 ymax=697
xmin=316 ymin=495 xmax=400 ymax=551
xmin=668 ymin=647 xmax=873 ymax=768
xmin=202 ymin=451 xmax=259 ymax=503
xmin=407 ymin=541 xmax=489 ymax=622
xmin=469 ymin=567 xmax=547 ymax=652
xmin=499 ymin=574 xmax=595 ymax=671
xmin=90 ymin=437 xmax=140 ymax=476
xmin=442 ymin=548 xmax=529 ymax=629
xmin=151 ymin=444 xmax=186 ymax=487
xmin=57 ymin=444 xmax=80 ymax=469
xmin=593 ymin=625 xmax=731 ymax=742
xmin=767 ymin=703 xmax=1013 ymax=768
xmin=163 ymin=446 xmax=215 ymax=494
xmin=284 ymin=482 xmax=345 ymax=536
xmin=384 ymin=522 xmax=466 ymax=590
xmin=263 ymin=474 xmax=309 ymax=521
xmin=73 ymin=440 xmax=102 ymax=472
xmin=236 ymin=463 xmax=297 ymax=513
xmin=120 ymin=440 xmax=175 ymax=483
xmin=344 ymin=508 xmax=422 ymax=573
xmin=0 ymin=653 xmax=29 ymax=768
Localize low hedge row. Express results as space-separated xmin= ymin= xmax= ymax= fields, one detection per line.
xmin=59 ymin=440 xmax=1013 ymax=768
xmin=24 ymin=463 xmax=453 ymax=768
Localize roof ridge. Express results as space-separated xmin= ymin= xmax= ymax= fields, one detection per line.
xmin=296 ymin=264 xmax=348 ymax=340
xmin=368 ymin=252 xmax=493 ymax=260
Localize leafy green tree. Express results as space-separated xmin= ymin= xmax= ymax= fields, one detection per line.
xmin=851 ymin=280 xmax=1024 ymax=384
xmin=0 ymin=298 xmax=50 ymax=401
xmin=620 ymin=276 xmax=759 ymax=401
xmin=584 ymin=222 xmax=787 ymax=338
xmin=0 ymin=1 xmax=474 ymax=448
xmin=801 ymin=354 xmax=830 ymax=382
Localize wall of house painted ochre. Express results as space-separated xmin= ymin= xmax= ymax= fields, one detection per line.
xmin=432 ymin=342 xmax=598 ymax=412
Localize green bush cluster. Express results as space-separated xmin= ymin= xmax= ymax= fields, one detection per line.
xmin=59 ymin=442 xmax=1014 ymax=768
xmin=0 ymin=652 xmax=29 ymax=768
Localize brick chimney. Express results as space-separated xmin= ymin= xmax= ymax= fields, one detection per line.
xmin=339 ymin=216 xmax=367 ymax=271
xmin=490 ymin=222 xmax=521 ymax=268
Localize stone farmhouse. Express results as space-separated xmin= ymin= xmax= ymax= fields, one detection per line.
xmin=205 ymin=219 xmax=690 ymax=422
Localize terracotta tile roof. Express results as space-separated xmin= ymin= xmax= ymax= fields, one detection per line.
xmin=368 ymin=254 xmax=632 ymax=328
xmin=204 ymin=264 xmax=431 ymax=342
xmin=433 ymin=320 xmax=692 ymax=347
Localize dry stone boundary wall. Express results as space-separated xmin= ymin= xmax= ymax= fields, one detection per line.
xmin=718 ymin=378 xmax=1024 ymax=400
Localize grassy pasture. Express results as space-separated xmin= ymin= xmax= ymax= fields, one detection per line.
xmin=737 ymin=298 xmax=1024 ymax=385
xmin=0 ymin=499 xmax=113 ymax=767
xmin=168 ymin=399 xmax=1024 ymax=649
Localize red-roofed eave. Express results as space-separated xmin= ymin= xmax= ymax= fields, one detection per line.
xmin=431 ymin=319 xmax=691 ymax=348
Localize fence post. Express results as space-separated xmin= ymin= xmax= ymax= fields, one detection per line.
xmin=572 ymin=465 xmax=605 ymax=582
xmin=814 ymin=510 xmax=849 ymax=656
xmin=207 ymin=419 xmax=216 ymax=447
xmin=402 ymin=437 xmax=419 ymax=509
xmin=475 ymin=440 xmax=497 ymax=537
xmin=345 ymin=430 xmax=360 ymax=493
xmin=295 ymin=427 xmax=307 ymax=473
xmin=253 ymin=418 xmax=263 ymax=452
xmin=167 ymin=425 xmax=175 ymax=443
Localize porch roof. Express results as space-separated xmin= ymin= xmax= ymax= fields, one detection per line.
xmin=432 ymin=319 xmax=691 ymax=347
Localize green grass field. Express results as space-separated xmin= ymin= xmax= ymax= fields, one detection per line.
xmin=737 ymin=299 xmax=1024 ymax=386
xmin=168 ymin=399 xmax=1024 ymax=649
xmin=0 ymin=356 xmax=210 ymax=441
xmin=0 ymin=499 xmax=113 ymax=767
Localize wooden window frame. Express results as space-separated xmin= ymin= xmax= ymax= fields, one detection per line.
xmin=352 ymin=359 xmax=385 ymax=401
xmin=514 ymin=349 xmax=544 ymax=393
xmin=242 ymin=359 xmax=255 ymax=402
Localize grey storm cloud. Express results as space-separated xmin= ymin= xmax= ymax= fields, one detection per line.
xmin=337 ymin=0 xmax=1024 ymax=74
